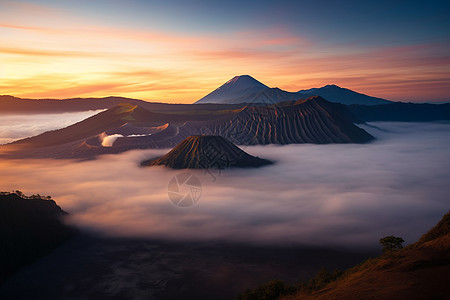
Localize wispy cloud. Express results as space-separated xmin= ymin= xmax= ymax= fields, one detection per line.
xmin=0 ymin=46 xmax=100 ymax=58
xmin=0 ymin=1 xmax=448 ymax=102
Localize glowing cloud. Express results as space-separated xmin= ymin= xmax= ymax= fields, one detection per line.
xmin=101 ymin=134 xmax=124 ymax=147
xmin=0 ymin=1 xmax=448 ymax=102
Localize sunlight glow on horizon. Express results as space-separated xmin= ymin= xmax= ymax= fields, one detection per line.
xmin=1 ymin=0 xmax=449 ymax=103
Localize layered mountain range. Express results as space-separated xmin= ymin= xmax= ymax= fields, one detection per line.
xmin=1 ymin=75 xmax=448 ymax=124
xmin=1 ymin=96 xmax=373 ymax=159
xmin=195 ymin=75 xmax=392 ymax=105
xmin=0 ymin=75 xmax=392 ymax=115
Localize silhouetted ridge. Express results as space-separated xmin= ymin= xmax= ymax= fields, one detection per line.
xmin=418 ymin=210 xmax=450 ymax=244
xmin=0 ymin=94 xmax=249 ymax=113
xmin=238 ymin=210 xmax=450 ymax=300
xmin=0 ymin=192 xmax=75 ymax=283
xmin=298 ymin=84 xmax=392 ymax=105
xmin=348 ymin=102 xmax=450 ymax=122
xmin=142 ymin=135 xmax=272 ymax=169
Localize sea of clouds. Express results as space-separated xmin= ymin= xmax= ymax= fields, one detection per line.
xmin=0 ymin=117 xmax=449 ymax=248
xmin=0 ymin=110 xmax=105 ymax=144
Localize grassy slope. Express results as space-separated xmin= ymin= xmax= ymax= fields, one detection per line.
xmin=282 ymin=211 xmax=450 ymax=300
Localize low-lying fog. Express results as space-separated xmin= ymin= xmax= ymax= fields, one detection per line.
xmin=0 ymin=110 xmax=105 ymax=145
xmin=0 ymin=118 xmax=449 ymax=248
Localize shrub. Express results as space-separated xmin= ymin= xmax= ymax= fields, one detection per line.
xmin=379 ymin=236 xmax=404 ymax=253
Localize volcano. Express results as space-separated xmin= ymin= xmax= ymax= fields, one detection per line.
xmin=141 ymin=135 xmax=273 ymax=169
xmin=195 ymin=75 xmax=393 ymax=105
xmin=1 ymin=97 xmax=374 ymax=159
xmin=195 ymin=75 xmax=270 ymax=104
xmin=194 ymin=75 xmax=302 ymax=105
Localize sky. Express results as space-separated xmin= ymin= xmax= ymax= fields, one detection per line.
xmin=0 ymin=120 xmax=449 ymax=247
xmin=0 ymin=0 xmax=449 ymax=103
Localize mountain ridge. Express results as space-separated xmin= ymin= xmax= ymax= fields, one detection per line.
xmin=298 ymin=84 xmax=392 ymax=105
xmin=0 ymin=97 xmax=374 ymax=159
xmin=1 ymin=94 xmax=448 ymax=123
xmin=195 ymin=75 xmax=393 ymax=105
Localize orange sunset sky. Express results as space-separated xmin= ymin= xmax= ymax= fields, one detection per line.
xmin=1 ymin=0 xmax=449 ymax=103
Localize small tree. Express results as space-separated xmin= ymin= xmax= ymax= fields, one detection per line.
xmin=379 ymin=236 xmax=404 ymax=253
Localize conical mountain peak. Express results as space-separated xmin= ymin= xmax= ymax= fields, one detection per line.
xmin=142 ymin=135 xmax=272 ymax=169
xmin=222 ymin=75 xmax=268 ymax=89
xmin=195 ymin=75 xmax=269 ymax=104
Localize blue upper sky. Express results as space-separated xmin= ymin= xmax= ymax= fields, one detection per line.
xmin=36 ymin=0 xmax=449 ymax=43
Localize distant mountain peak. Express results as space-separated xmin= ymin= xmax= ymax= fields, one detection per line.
xmin=225 ymin=75 xmax=251 ymax=84
xmin=220 ymin=75 xmax=268 ymax=90
xmin=322 ymin=84 xmax=340 ymax=89
xmin=195 ymin=75 xmax=269 ymax=104
xmin=196 ymin=75 xmax=392 ymax=105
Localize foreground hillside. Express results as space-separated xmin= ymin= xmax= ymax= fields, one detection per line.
xmin=0 ymin=192 xmax=75 ymax=283
xmin=239 ymin=211 xmax=450 ymax=300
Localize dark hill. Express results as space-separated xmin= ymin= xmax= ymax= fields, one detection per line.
xmin=298 ymin=84 xmax=392 ymax=105
xmin=2 ymin=94 xmax=447 ymax=122
xmin=348 ymin=102 xmax=450 ymax=122
xmin=142 ymin=135 xmax=272 ymax=169
xmin=0 ymin=192 xmax=75 ymax=283
xmin=0 ymin=95 xmax=248 ymax=114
